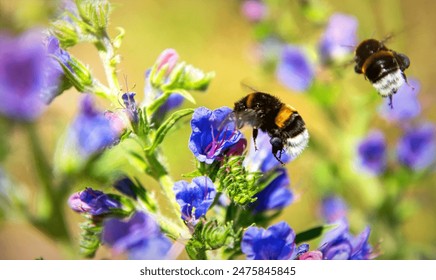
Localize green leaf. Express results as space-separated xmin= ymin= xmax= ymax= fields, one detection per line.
xmin=181 ymin=169 xmax=203 ymax=178
xmin=295 ymin=225 xmax=332 ymax=244
xmin=167 ymin=89 xmax=196 ymax=104
xmin=146 ymin=108 xmax=194 ymax=152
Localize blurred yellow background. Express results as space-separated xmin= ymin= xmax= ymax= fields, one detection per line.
xmin=0 ymin=0 xmax=435 ymax=259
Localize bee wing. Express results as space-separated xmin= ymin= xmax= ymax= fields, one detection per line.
xmin=233 ymin=109 xmax=261 ymax=129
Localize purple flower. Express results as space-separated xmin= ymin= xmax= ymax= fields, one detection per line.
xmin=397 ymin=123 xmax=436 ymax=171
xmin=69 ymin=95 xmax=122 ymax=156
xmin=122 ymin=92 xmax=139 ymax=123
xmin=102 ymin=211 xmax=172 ymax=260
xmin=241 ymin=221 xmax=308 ymax=260
xmin=0 ymin=30 xmax=52 ymax=120
xmin=378 ymin=78 xmax=421 ymax=122
xmin=276 ymin=45 xmax=314 ymax=92
xmin=252 ymin=168 xmax=294 ymax=212
xmin=68 ymin=188 xmax=121 ymax=216
xmin=319 ymin=219 xmax=374 ymax=260
xmin=189 ymin=107 xmax=244 ymax=164
xmin=318 ymin=13 xmax=358 ymax=64
xmin=113 ymin=177 xmax=137 ymax=199
xmin=42 ymin=35 xmax=72 ymax=103
xmin=241 ymin=0 xmax=267 ymax=22
xmin=356 ymin=130 xmax=387 ymax=175
xmin=244 ymin=130 xmax=291 ymax=172
xmin=173 ymin=176 xmax=216 ymax=225
xmin=321 ymin=195 xmax=348 ymax=224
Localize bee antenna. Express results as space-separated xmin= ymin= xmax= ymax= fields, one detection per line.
xmin=405 ymin=77 xmax=415 ymax=91
xmin=240 ymin=81 xmax=259 ymax=93
xmin=381 ymin=32 xmax=395 ymax=44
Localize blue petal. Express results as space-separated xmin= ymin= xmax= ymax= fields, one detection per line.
xmin=276 ymin=45 xmax=314 ymax=92
xmin=397 ymin=123 xmax=436 ymax=171
xmin=253 ymin=169 xmax=293 ymax=212
xmin=378 ymin=78 xmax=421 ymax=122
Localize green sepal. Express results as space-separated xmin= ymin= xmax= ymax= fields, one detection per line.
xmin=216 ymin=156 xmax=262 ymax=206
xmin=57 ymin=56 xmax=93 ymax=93
xmin=79 ymin=220 xmax=102 ymax=258
xmin=185 ymin=219 xmax=242 ymax=260
xmin=76 ymin=0 xmax=110 ymax=33
xmin=146 ymin=108 xmax=194 ymax=152
xmin=50 ymin=19 xmax=80 ymax=48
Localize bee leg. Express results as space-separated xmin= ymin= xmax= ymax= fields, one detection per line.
xmin=388 ymin=95 xmax=393 ymax=109
xmin=402 ymin=72 xmax=415 ymax=91
xmin=253 ymin=128 xmax=259 ymax=151
xmin=270 ymin=137 xmax=285 ymax=165
xmin=272 ymin=150 xmax=285 ymax=165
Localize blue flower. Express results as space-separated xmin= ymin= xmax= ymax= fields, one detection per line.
xmin=173 ymin=176 xmax=216 ymax=225
xmin=189 ymin=107 xmax=244 ymax=164
xmin=378 ymin=78 xmax=421 ymax=122
xmin=318 ymin=13 xmax=358 ymax=64
xmin=397 ymin=123 xmax=436 ymax=171
xmin=241 ymin=221 xmax=308 ymax=260
xmin=69 ymin=95 xmax=122 ymax=157
xmin=0 ymin=29 xmax=56 ymax=120
xmin=68 ymin=188 xmax=121 ymax=216
xmin=113 ymin=177 xmax=137 ymax=199
xmin=321 ymin=195 xmax=348 ymax=224
xmin=102 ymin=211 xmax=172 ymax=260
xmin=42 ymin=35 xmax=72 ymax=103
xmin=319 ymin=219 xmax=374 ymax=260
xmin=276 ymin=45 xmax=314 ymax=92
xmin=356 ymin=130 xmax=387 ymax=175
xmin=252 ymin=168 xmax=294 ymax=212
xmin=244 ymin=130 xmax=291 ymax=172
xmin=122 ymin=92 xmax=139 ymax=123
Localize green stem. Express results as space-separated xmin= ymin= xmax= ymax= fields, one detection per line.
xmin=25 ymin=124 xmax=72 ymax=245
xmin=144 ymin=149 xmax=188 ymax=235
xmin=96 ymin=31 xmax=120 ymax=104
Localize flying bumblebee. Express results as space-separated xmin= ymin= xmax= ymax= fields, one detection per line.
xmin=233 ymin=92 xmax=309 ymax=164
xmin=354 ymin=38 xmax=410 ymax=108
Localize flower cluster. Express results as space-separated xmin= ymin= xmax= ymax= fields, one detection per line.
xmin=356 ymin=78 xmax=436 ymax=174
xmin=2 ymin=0 xmax=432 ymax=262
xmin=318 ymin=196 xmax=375 ymax=260
xmin=102 ymin=211 xmax=172 ymax=259
xmin=246 ymin=11 xmax=358 ymax=93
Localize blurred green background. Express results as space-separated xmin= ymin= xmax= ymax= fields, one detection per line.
xmin=0 ymin=0 xmax=435 ymax=259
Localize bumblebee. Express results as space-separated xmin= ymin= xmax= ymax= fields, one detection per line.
xmin=233 ymin=92 xmax=309 ymax=164
xmin=354 ymin=38 xmax=410 ymax=108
